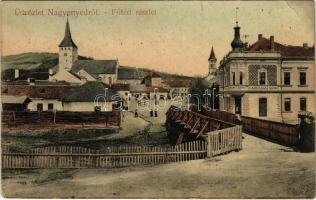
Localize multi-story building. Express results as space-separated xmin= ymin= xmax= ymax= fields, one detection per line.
xmin=217 ymin=21 xmax=314 ymax=124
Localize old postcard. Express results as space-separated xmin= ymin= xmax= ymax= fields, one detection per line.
xmin=1 ymin=1 xmax=315 ymax=198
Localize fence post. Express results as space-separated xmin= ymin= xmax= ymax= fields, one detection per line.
xmin=207 ymin=133 xmax=212 ymax=158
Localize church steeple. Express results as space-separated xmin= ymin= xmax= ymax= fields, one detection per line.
xmin=208 ymin=46 xmax=217 ymax=76
xmin=208 ymin=46 xmax=217 ymax=61
xmin=58 ymin=18 xmax=78 ymax=72
xmin=59 ymin=18 xmax=77 ymax=48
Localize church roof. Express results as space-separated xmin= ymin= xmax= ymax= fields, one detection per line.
xmin=62 ymin=81 xmax=116 ymax=102
xmin=71 ymin=60 xmax=118 ymax=77
xmin=247 ymin=37 xmax=314 ymax=58
xmin=208 ymin=47 xmax=217 ymax=61
xmin=58 ymin=19 xmax=78 ymax=48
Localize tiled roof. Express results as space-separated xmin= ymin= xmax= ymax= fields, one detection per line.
xmin=247 ymin=37 xmax=314 ymax=58
xmin=163 ymin=80 xmax=192 ymax=88
xmin=117 ymin=67 xmax=144 ymax=80
xmin=71 ymin=60 xmax=117 ymax=77
xmin=110 ymin=83 xmax=130 ymax=91
xmin=62 ymin=81 xmax=116 ymax=102
xmin=1 ymin=84 xmax=74 ymax=99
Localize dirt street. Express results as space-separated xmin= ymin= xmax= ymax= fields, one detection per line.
xmin=2 ymin=134 xmax=314 ymax=198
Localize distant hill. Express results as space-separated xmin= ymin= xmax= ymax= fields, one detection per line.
xmin=1 ymin=52 xmax=193 ymax=81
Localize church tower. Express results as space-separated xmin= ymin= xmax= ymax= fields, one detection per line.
xmin=58 ymin=19 xmax=78 ymax=71
xmin=208 ymin=46 xmax=217 ymax=75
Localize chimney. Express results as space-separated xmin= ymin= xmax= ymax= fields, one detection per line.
xmin=303 ymin=43 xmax=308 ymax=48
xmin=270 ymin=36 xmax=274 ymax=50
xmin=14 ymin=69 xmax=19 ymax=79
xmin=258 ymin=34 xmax=263 ymax=40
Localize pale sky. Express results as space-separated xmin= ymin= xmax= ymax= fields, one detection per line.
xmin=1 ymin=1 xmax=314 ymax=76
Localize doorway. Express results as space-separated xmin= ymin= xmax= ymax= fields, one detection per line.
xmin=235 ymin=96 xmax=242 ymax=115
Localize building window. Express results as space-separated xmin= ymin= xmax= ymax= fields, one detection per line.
xmin=300 ymin=98 xmax=307 ymax=111
xmin=48 ymin=103 xmax=54 ymax=111
xmin=259 ymin=98 xmax=267 ymax=117
xmin=259 ymin=71 xmax=266 ymax=85
xmin=284 ymin=72 xmax=291 ymax=85
xmin=232 ymin=72 xmax=236 ymax=85
xmin=37 ymin=103 xmax=43 ymax=111
xmin=284 ymin=98 xmax=291 ymax=112
xmin=64 ymin=53 xmax=67 ymax=56
xmin=239 ymin=72 xmax=243 ymax=85
xmin=299 ymin=72 xmax=306 ymax=85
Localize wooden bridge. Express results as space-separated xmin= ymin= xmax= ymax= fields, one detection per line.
xmin=165 ymin=106 xmax=236 ymax=145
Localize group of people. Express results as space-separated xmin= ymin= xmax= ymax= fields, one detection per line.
xmin=134 ymin=109 xmax=158 ymax=118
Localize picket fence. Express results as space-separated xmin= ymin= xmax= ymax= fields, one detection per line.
xmin=206 ymin=126 xmax=242 ymax=157
xmin=2 ymin=140 xmax=207 ymax=169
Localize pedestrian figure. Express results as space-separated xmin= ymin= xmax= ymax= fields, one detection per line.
xmin=150 ymin=109 xmax=153 ymax=117
xmin=135 ymin=109 xmax=138 ymax=118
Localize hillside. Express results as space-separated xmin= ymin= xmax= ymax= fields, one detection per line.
xmin=1 ymin=52 xmax=193 ymax=81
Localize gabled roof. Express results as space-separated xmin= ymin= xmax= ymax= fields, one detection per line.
xmin=1 ymin=84 xmax=74 ymax=99
xmin=59 ymin=19 xmax=77 ymax=48
xmin=208 ymin=47 xmax=217 ymax=61
xmin=71 ymin=60 xmax=117 ymax=78
xmin=247 ymin=37 xmax=314 ymax=58
xmin=62 ymin=81 xmax=117 ymax=102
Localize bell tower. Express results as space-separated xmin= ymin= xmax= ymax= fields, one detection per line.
xmin=208 ymin=46 xmax=217 ymax=75
xmin=58 ymin=19 xmax=78 ymax=72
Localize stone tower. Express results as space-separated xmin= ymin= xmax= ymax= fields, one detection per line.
xmin=208 ymin=46 xmax=217 ymax=75
xmin=58 ymin=19 xmax=78 ymax=71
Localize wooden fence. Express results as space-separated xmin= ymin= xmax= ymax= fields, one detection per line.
xmin=2 ymin=140 xmax=207 ymax=169
xmin=1 ymin=111 xmax=121 ymax=127
xmin=206 ymin=125 xmax=242 ymax=157
xmin=200 ymin=107 xmax=237 ymax=125
xmin=241 ymin=116 xmax=298 ymax=146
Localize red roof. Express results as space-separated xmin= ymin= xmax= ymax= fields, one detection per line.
xmin=247 ymin=37 xmax=314 ymax=58
xmin=1 ymin=84 xmax=74 ymax=99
